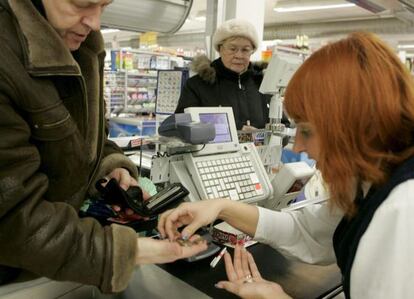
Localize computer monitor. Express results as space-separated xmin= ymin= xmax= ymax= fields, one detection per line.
xmin=259 ymin=52 xmax=302 ymax=94
xmin=184 ymin=107 xmax=240 ymax=156
xmin=264 ymin=161 xmax=315 ymax=211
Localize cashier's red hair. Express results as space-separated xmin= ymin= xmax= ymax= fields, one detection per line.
xmin=284 ymin=32 xmax=414 ymax=216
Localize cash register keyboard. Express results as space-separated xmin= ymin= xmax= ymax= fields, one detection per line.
xmin=195 ymin=155 xmax=264 ymax=201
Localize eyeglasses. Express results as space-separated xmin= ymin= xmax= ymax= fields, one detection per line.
xmin=221 ymin=44 xmax=254 ymax=56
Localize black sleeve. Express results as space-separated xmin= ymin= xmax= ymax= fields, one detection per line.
xmin=263 ymin=93 xmax=271 ymax=121
xmin=281 ymin=112 xmax=291 ymax=127
xmin=175 ymin=79 xmax=202 ymax=113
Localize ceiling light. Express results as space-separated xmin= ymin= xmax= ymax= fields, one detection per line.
xmin=101 ymin=28 xmax=120 ymax=34
xmin=274 ymin=3 xmax=356 ymax=13
xmin=398 ymin=44 xmax=414 ymax=49
xmin=347 ymin=0 xmax=387 ymax=13
xmin=194 ymin=15 xmax=206 ymax=21
xmin=194 ymin=10 xmax=206 ymax=21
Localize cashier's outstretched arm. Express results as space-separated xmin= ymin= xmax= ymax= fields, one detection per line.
xmin=157 ymin=199 xmax=259 ymax=241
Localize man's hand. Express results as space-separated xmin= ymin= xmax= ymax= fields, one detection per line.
xmin=105 ymin=167 xmax=138 ymax=191
xmin=103 ymin=168 xmax=150 ymax=216
xmin=135 ymin=236 xmax=208 ymax=265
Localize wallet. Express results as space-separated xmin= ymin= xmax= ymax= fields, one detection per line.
xmin=95 ymin=178 xmax=188 ymax=216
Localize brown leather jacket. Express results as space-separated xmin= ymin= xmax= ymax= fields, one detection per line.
xmin=0 ymin=0 xmax=139 ymax=293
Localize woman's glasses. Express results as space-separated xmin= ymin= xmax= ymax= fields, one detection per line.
xmin=221 ymin=44 xmax=254 ymax=56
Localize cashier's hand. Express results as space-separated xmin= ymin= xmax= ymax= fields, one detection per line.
xmin=158 ymin=199 xmax=225 ymax=241
xmin=215 ymin=245 xmax=292 ymax=299
xmin=135 ymin=236 xmax=207 ymax=265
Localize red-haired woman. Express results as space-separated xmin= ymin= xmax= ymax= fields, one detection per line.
xmin=158 ymin=32 xmax=414 ymax=299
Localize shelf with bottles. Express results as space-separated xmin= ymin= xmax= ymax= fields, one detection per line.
xmin=109 ymin=49 xmax=181 ymax=71
xmin=104 ymin=69 xmax=158 ymax=118
xmin=104 ymin=71 xmax=126 ymax=116
xmin=126 ymin=74 xmax=157 ymax=90
xmin=120 ymin=104 xmax=156 ymax=115
xmin=104 ymin=48 xmax=189 ymax=124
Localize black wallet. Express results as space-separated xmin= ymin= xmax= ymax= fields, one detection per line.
xmin=96 ymin=178 xmax=188 ymax=216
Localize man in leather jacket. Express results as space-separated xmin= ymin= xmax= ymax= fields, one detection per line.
xmin=0 ymin=0 xmax=206 ymax=293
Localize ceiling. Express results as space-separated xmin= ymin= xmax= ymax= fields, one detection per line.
xmin=179 ymin=0 xmax=389 ymax=32
xmin=264 ymin=0 xmax=391 ymax=24
xmin=102 ymin=0 xmax=414 ymax=54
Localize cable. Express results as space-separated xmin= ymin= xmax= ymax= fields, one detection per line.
xmin=152 ymin=144 xmax=207 ymax=159
xmin=168 ymin=144 xmax=206 ymax=156
xmin=188 ymin=144 xmax=206 ymax=154
xmin=152 ymin=152 xmax=170 ymax=159
xmin=138 ymin=137 xmax=143 ymax=177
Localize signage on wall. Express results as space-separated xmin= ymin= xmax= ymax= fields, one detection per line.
xmin=140 ymin=32 xmax=158 ymax=48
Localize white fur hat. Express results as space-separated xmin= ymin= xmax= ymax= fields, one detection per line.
xmin=213 ymin=18 xmax=259 ymax=52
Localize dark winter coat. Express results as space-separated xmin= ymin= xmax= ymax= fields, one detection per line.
xmin=175 ymin=56 xmax=270 ymax=130
xmin=0 ymin=0 xmax=138 ymax=293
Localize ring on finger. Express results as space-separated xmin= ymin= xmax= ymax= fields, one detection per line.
xmin=243 ymin=274 xmax=253 ymax=283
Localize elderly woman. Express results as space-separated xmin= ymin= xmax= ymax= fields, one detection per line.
xmin=175 ymin=19 xmax=269 ymax=130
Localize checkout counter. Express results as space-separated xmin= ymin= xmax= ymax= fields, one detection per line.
xmin=98 ymin=242 xmax=342 ymax=299
xmin=97 ymin=243 xmax=342 ymax=299
xmin=155 ymin=243 xmax=342 ymax=299
xmin=0 ymin=243 xmax=341 ymax=299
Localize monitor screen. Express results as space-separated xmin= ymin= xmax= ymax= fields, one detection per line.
xmin=199 ymin=113 xmax=232 ymax=144
xmin=184 ymin=107 xmax=240 ymax=156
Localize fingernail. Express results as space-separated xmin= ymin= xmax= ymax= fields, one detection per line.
xmin=214 ymin=283 xmax=223 ymax=289
xmin=181 ymin=234 xmax=188 ymax=240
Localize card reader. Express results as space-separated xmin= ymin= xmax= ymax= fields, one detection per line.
xmin=158 ymin=113 xmax=216 ymax=144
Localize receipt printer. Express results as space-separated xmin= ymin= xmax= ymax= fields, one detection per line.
xmin=158 ymin=113 xmax=215 ymax=144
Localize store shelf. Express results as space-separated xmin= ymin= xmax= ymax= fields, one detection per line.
xmin=103 ymin=49 xmax=190 ymax=138
xmin=104 ymin=69 xmax=158 ymax=117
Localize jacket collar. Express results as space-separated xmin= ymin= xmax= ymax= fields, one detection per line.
xmin=8 ymin=0 xmax=104 ymax=75
xmin=212 ymin=58 xmax=252 ymax=82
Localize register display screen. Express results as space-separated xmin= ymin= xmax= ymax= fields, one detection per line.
xmin=199 ymin=113 xmax=232 ymax=144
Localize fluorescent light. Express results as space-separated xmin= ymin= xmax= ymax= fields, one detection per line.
xmin=274 ymin=3 xmax=355 ymax=13
xmin=194 ymin=16 xmax=206 ymax=21
xmin=101 ymin=29 xmax=120 ymax=34
xmin=398 ymin=45 xmax=414 ymax=49
xmin=194 ymin=10 xmax=206 ymax=22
